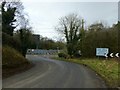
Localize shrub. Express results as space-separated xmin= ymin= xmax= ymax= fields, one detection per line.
xmin=2 ymin=32 xmax=22 ymax=53
xmin=58 ymin=52 xmax=69 ymax=59
xmin=2 ymin=46 xmax=29 ymax=68
xmin=74 ymin=51 xmax=81 ymax=58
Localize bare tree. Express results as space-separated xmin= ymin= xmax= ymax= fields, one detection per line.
xmin=56 ymin=13 xmax=84 ymax=57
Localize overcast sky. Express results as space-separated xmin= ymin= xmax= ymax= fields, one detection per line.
xmin=21 ymin=1 xmax=118 ymax=40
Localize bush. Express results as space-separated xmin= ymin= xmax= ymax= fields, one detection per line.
xmin=2 ymin=46 xmax=29 ymax=68
xmin=74 ymin=51 xmax=81 ymax=58
xmin=58 ymin=52 xmax=69 ymax=59
xmin=2 ymin=32 xmax=22 ymax=53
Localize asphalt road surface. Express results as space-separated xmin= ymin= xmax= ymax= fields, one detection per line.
xmin=3 ymin=55 xmax=107 ymax=88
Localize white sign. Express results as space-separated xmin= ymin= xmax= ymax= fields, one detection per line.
xmin=115 ymin=53 xmax=119 ymax=58
xmin=96 ymin=48 xmax=109 ymax=57
xmin=110 ymin=53 xmax=114 ymax=58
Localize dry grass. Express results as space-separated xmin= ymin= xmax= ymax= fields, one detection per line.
xmin=2 ymin=46 xmax=33 ymax=78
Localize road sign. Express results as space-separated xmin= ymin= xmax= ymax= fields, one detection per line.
xmin=110 ymin=53 xmax=114 ymax=58
xmin=104 ymin=53 xmax=108 ymax=58
xmin=107 ymin=53 xmax=119 ymax=58
xmin=96 ymin=48 xmax=109 ymax=57
xmin=115 ymin=53 xmax=119 ymax=58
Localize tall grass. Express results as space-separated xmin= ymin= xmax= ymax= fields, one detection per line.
xmin=2 ymin=46 xmax=29 ymax=68
xmin=2 ymin=46 xmax=32 ymax=78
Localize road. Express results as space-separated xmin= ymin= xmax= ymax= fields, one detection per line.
xmin=3 ymin=55 xmax=107 ymax=88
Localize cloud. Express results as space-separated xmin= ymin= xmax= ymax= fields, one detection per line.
xmin=22 ymin=2 xmax=118 ymax=40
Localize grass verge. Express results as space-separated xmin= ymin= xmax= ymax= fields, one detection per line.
xmin=52 ymin=57 xmax=119 ymax=88
xmin=2 ymin=46 xmax=34 ymax=79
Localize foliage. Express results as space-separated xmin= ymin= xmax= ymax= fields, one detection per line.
xmin=0 ymin=11 xmax=1 ymax=30
xmin=88 ymin=23 xmax=104 ymax=31
xmin=15 ymin=28 xmax=34 ymax=57
xmin=2 ymin=46 xmax=29 ymax=68
xmin=38 ymin=36 xmax=66 ymax=50
xmin=79 ymin=22 xmax=119 ymax=57
xmin=2 ymin=1 xmax=34 ymax=57
xmin=56 ymin=13 xmax=119 ymax=58
xmin=2 ymin=32 xmax=21 ymax=52
xmin=58 ymin=52 xmax=69 ymax=59
xmin=2 ymin=1 xmax=16 ymax=36
xmin=56 ymin=13 xmax=85 ymax=57
xmin=2 ymin=1 xmax=26 ymax=33
xmin=2 ymin=46 xmax=32 ymax=78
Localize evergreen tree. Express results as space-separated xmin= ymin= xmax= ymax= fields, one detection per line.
xmin=2 ymin=1 xmax=16 ymax=36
